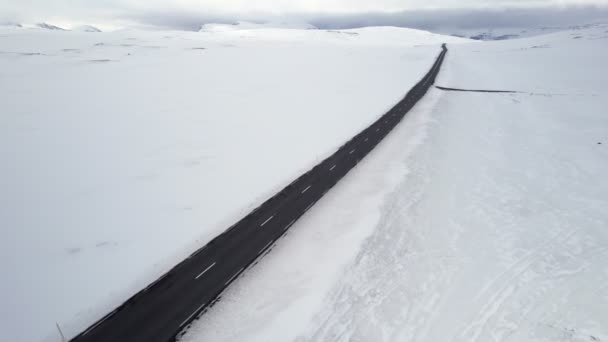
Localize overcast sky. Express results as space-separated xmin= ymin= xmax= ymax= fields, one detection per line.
xmin=1 ymin=0 xmax=608 ymax=30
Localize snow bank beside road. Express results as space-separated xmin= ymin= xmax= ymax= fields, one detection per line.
xmin=0 ymin=26 xmax=463 ymax=341
xmin=182 ymin=23 xmax=608 ymax=342
xmin=180 ymin=81 xmax=443 ymax=342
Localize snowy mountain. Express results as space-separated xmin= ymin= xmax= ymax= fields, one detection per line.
xmin=36 ymin=22 xmax=66 ymax=30
xmin=0 ymin=21 xmax=22 ymax=28
xmin=448 ymin=22 xmax=608 ymax=40
xmin=73 ymin=25 xmax=102 ymax=32
xmin=199 ymin=20 xmax=317 ymax=32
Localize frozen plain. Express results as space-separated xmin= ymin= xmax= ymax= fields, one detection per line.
xmin=0 ymin=24 xmax=466 ymax=341
xmin=180 ymin=24 xmax=608 ymax=342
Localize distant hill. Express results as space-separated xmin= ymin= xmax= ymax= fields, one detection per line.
xmin=199 ymin=21 xmax=317 ymax=32
xmin=73 ymin=25 xmax=102 ymax=32
xmin=448 ymin=22 xmax=607 ymax=41
xmin=0 ymin=22 xmax=22 ymax=28
xmin=36 ymin=22 xmax=66 ymax=30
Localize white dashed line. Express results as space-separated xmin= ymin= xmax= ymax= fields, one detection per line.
xmin=349 ymin=149 xmax=356 ymax=154
xmin=260 ymin=215 xmax=274 ymax=227
xmin=301 ymin=185 xmax=311 ymax=194
xmin=195 ymin=262 xmax=216 ymax=280
xmin=364 ymin=138 xmax=369 ymax=142
xmin=329 ymin=165 xmax=337 ymax=171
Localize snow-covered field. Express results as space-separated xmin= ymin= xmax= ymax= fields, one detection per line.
xmin=444 ymin=22 xmax=603 ymax=41
xmin=180 ymin=24 xmax=608 ymax=342
xmin=0 ymin=25 xmax=465 ymax=341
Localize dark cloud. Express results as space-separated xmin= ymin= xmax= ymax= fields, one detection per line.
xmin=126 ymin=4 xmax=608 ymax=32
xmin=2 ymin=0 xmax=607 ymax=32
xmin=309 ymin=5 xmax=608 ymax=31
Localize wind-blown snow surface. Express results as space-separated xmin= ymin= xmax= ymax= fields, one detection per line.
xmin=180 ymin=24 xmax=608 ymax=342
xmin=199 ymin=20 xmax=317 ymax=32
xmin=0 ymin=26 xmax=465 ymax=341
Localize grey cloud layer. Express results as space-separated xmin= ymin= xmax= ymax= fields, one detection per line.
xmin=127 ymin=5 xmax=608 ymax=31
xmin=1 ymin=0 xmax=607 ymax=30
xmin=309 ymin=6 xmax=608 ymax=30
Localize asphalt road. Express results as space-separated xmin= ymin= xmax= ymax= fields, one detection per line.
xmin=70 ymin=44 xmax=448 ymax=342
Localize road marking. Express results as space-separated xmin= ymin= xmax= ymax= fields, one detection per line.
xmin=259 ymin=240 xmax=274 ymax=254
xmin=225 ymin=223 xmax=239 ymax=234
xmin=82 ymin=309 xmax=118 ymax=335
xmin=260 ymin=215 xmax=274 ymax=227
xmin=329 ymin=164 xmax=336 ymax=171
xmin=143 ymin=272 xmax=169 ymax=292
xmin=301 ymin=185 xmax=311 ymax=194
xmin=304 ymin=202 xmax=315 ymax=212
xmin=376 ymin=128 xmax=380 ymax=132
xmin=288 ymin=177 xmax=300 ymax=187
xmin=179 ymin=302 xmax=207 ymax=328
xmin=364 ymin=138 xmax=369 ymax=142
xmin=188 ymin=244 xmax=208 ymax=259
xmin=225 ymin=268 xmax=244 ymax=285
xmin=195 ymin=262 xmax=216 ymax=280
xmin=284 ymin=219 xmax=296 ymax=230
xmin=349 ymin=149 xmax=356 ymax=154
